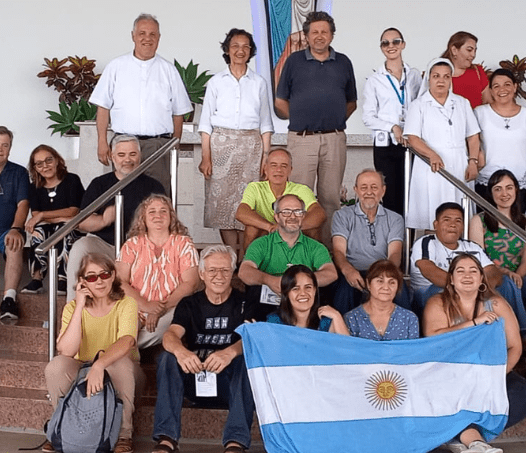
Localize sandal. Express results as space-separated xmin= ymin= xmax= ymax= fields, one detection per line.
xmin=223 ymin=445 xmax=247 ymax=453
xmin=152 ymin=435 xmax=179 ymax=453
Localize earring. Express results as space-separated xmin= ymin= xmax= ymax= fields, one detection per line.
xmin=478 ymin=283 xmax=488 ymax=293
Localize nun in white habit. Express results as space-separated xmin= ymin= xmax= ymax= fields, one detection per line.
xmin=405 ymin=57 xmax=481 ymax=229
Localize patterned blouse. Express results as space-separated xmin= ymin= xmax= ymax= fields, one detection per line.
xmin=117 ymin=234 xmax=198 ymax=302
xmin=345 ymin=304 xmax=419 ymax=341
xmin=481 ymin=214 xmax=524 ymax=272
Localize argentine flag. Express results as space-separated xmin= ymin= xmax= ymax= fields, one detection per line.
xmin=237 ymin=321 xmax=508 ymax=453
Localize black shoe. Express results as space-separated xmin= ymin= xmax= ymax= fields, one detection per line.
xmin=21 ymin=279 xmax=44 ymax=294
xmin=0 ymin=297 xmax=19 ymax=320
xmin=57 ymin=280 xmax=67 ymax=296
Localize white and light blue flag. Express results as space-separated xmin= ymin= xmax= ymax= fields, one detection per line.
xmin=236 ymin=321 xmax=508 ymax=453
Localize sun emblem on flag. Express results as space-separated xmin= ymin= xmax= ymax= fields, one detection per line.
xmin=365 ymin=370 xmax=407 ymax=410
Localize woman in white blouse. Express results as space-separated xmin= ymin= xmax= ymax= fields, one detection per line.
xmin=362 ymin=28 xmax=421 ymax=215
xmin=475 ymin=69 xmax=526 ymax=207
xmin=198 ymin=28 xmax=274 ymax=261
xmin=405 ymin=58 xmax=481 ymax=229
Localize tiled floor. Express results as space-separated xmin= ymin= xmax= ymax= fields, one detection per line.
xmin=1 ymin=430 xmax=526 ymax=453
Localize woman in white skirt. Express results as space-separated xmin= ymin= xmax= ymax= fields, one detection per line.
xmin=405 ymin=58 xmax=481 ymax=229
xmin=198 ymin=28 xmax=274 ymax=261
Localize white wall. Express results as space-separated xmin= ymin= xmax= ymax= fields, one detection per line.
xmin=1 ymin=0 xmax=524 ymax=166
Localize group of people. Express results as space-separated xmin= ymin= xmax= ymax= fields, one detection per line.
xmin=1 ymin=9 xmax=526 ymax=453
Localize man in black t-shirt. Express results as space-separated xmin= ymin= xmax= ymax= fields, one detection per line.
xmin=65 ymin=134 xmax=165 ymax=300
xmin=152 ymin=245 xmax=255 ymax=453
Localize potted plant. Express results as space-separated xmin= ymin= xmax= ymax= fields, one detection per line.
xmin=174 ymin=59 xmax=213 ymax=122
xmin=38 ymin=56 xmax=100 ymax=136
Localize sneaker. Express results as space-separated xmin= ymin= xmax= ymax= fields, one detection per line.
xmin=444 ymin=440 xmax=468 ymax=452
xmin=0 ymin=297 xmax=19 ymax=320
xmin=57 ymin=280 xmax=67 ymax=296
xmin=114 ymin=437 xmax=133 ymax=453
xmin=21 ymin=279 xmax=44 ymax=294
xmin=465 ymin=441 xmax=503 ymax=453
xmin=42 ymin=439 xmax=55 ymax=452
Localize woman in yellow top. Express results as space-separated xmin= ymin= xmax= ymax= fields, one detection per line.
xmin=44 ymin=253 xmax=144 ymax=453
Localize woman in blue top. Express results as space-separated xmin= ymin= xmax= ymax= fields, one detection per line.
xmin=267 ymin=264 xmax=348 ymax=334
xmin=345 ymin=260 xmax=419 ymax=340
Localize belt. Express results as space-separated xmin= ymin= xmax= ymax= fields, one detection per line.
xmin=292 ymin=130 xmax=342 ymax=136
xmin=115 ymin=133 xmax=172 ymax=140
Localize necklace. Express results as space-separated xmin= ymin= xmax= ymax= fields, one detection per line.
xmin=504 ymin=118 xmax=511 ymax=130
xmin=438 ymin=106 xmax=454 ymax=126
xmin=46 ymin=186 xmax=57 ymax=203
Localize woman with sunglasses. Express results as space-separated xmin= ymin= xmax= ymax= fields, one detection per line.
xmin=362 ymin=27 xmax=422 ymax=215
xmin=45 ymin=253 xmax=144 ymax=453
xmin=22 ymin=145 xmax=84 ymax=295
xmin=267 ymin=264 xmax=348 ymax=334
xmin=116 ymin=194 xmax=200 ymax=349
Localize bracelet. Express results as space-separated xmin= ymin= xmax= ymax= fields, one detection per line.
xmin=10 ymin=227 xmax=22 ymax=233
xmin=473 ymin=320 xmax=477 ymax=326
xmin=468 ymin=157 xmax=479 ymax=164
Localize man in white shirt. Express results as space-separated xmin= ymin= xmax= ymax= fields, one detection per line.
xmin=410 ymin=202 xmax=526 ymax=333
xmin=90 ymin=13 xmax=192 ymax=194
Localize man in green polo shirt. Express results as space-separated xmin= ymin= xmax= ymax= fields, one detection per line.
xmin=239 ymin=193 xmax=337 ymax=320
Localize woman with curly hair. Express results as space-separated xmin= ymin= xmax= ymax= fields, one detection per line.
xmin=22 ymin=144 xmax=84 ymax=295
xmin=116 ymin=194 xmax=199 ymax=348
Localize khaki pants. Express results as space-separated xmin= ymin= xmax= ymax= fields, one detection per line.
xmin=45 ymin=354 xmax=145 ymax=439
xmin=287 ymin=131 xmax=347 ymax=246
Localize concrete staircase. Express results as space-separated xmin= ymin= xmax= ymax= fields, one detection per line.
xmin=0 ymin=291 xmax=262 ymax=441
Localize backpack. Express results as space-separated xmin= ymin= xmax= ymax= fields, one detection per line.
xmin=46 ymin=356 xmax=123 ymax=453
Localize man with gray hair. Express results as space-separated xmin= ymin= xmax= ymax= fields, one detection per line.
xmin=90 ymin=13 xmax=192 ymax=194
xmin=239 ymin=193 xmax=337 ymax=320
xmin=153 ymin=244 xmax=256 ymax=453
xmin=65 ymin=135 xmax=164 ymax=301
xmin=331 ymin=169 xmax=407 ymax=314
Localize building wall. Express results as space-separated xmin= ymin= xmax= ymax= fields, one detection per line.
xmin=1 ymin=0 xmax=523 ymax=168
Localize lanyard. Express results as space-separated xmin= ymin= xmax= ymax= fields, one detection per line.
xmin=386 ymin=68 xmax=406 ymax=106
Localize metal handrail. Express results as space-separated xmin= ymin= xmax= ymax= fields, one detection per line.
xmin=36 ymin=137 xmax=179 ymax=360
xmin=403 ymin=146 xmax=526 ymax=273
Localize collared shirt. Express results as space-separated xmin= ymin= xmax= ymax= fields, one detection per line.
xmin=0 ymin=161 xmax=29 ymax=235
xmin=410 ymin=234 xmax=493 ymax=291
xmin=198 ymin=67 xmax=274 ymax=135
xmin=276 ymin=47 xmax=357 ymax=131
xmin=362 ymin=62 xmax=422 ymax=139
xmin=331 ymin=202 xmax=404 ymax=271
xmin=243 ymin=230 xmax=332 ymax=276
xmin=240 ymin=180 xmax=317 ymax=223
xmin=90 ymin=52 xmax=192 ymax=136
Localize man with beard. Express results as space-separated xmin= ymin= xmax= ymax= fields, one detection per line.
xmin=239 ymin=193 xmax=336 ymax=320
xmin=65 ymin=135 xmax=165 ymax=301
xmin=331 ymin=169 xmax=407 ymax=314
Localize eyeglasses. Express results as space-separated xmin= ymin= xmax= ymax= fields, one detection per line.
xmin=230 ymin=44 xmax=251 ymax=51
xmin=205 ymin=268 xmax=233 ymax=277
xmin=277 ymin=209 xmax=305 ymax=217
xmin=368 ymin=222 xmax=377 ymax=246
xmin=82 ymin=270 xmax=112 ymax=283
xmin=34 ymin=157 xmax=54 ymax=169
xmin=380 ymin=38 xmax=404 ymax=48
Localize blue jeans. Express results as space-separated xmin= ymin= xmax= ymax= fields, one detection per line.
xmin=153 ymin=351 xmax=254 ymax=448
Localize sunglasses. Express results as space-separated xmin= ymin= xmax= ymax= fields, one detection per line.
xmin=82 ymin=270 xmax=112 ymax=283
xmin=380 ymin=38 xmax=403 ymax=48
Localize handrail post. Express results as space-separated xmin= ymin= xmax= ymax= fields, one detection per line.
xmin=171 ymin=143 xmax=178 ymax=209
xmin=404 ymin=148 xmax=411 ymax=276
xmin=462 ymin=195 xmax=471 ymax=239
xmin=48 ymin=247 xmax=57 ymax=361
xmin=115 ymin=192 xmax=124 ymax=258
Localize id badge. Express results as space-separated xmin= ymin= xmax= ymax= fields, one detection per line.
xmin=375 ymin=130 xmax=389 ymax=147
xmin=195 ymin=371 xmax=217 ymax=397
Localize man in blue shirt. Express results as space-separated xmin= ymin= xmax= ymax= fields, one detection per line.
xmin=275 ymin=11 xmax=357 ymax=246
xmin=0 ymin=126 xmax=30 ymax=320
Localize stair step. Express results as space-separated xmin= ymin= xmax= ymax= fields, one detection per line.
xmin=0 ymin=355 xmax=47 ymax=390
xmin=17 ymin=292 xmax=66 ymax=322
xmin=0 ymin=323 xmax=50 ymax=355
